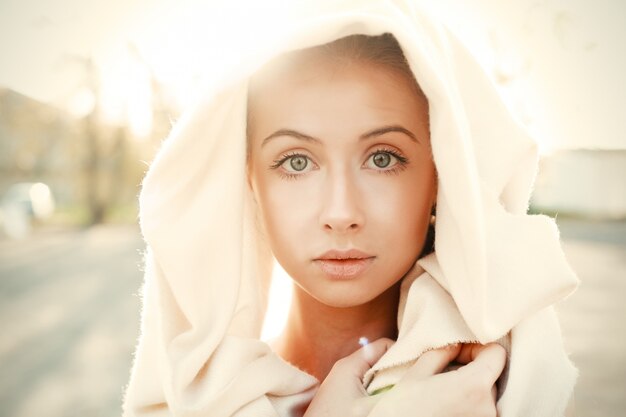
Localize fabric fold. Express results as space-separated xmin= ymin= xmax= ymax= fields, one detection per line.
xmin=363 ymin=254 xmax=577 ymax=417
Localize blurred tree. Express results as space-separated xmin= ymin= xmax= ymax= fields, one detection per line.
xmin=76 ymin=57 xmax=106 ymax=225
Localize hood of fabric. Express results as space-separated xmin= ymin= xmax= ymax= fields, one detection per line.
xmin=132 ymin=0 xmax=579 ymax=413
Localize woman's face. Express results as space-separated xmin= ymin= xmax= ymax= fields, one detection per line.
xmin=247 ymin=55 xmax=436 ymax=308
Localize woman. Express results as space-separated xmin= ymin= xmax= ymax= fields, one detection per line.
xmin=247 ymin=32 xmax=509 ymax=416
xmin=122 ymin=1 xmax=578 ymax=416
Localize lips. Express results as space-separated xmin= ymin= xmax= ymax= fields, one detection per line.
xmin=313 ymin=249 xmax=375 ymax=279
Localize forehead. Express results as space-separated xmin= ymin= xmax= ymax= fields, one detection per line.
xmin=247 ymin=54 xmax=429 ymax=140
xmin=249 ymin=46 xmax=423 ymax=101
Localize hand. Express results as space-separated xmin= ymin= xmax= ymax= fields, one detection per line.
xmin=303 ymin=338 xmax=394 ymax=417
xmin=303 ymin=341 xmax=506 ymax=417
xmin=369 ymin=343 xmax=506 ymax=417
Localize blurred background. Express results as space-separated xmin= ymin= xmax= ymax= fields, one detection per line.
xmin=0 ymin=0 xmax=624 ymax=416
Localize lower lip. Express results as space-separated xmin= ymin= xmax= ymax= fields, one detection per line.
xmin=314 ymin=258 xmax=375 ymax=279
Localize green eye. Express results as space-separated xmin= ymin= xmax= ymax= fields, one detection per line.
xmin=289 ymin=156 xmax=308 ymax=171
xmin=372 ymin=152 xmax=391 ymax=168
xmin=363 ymin=148 xmax=408 ymax=173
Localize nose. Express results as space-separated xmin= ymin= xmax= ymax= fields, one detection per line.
xmin=318 ymin=170 xmax=365 ymax=233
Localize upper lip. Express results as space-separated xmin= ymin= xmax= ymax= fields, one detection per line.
xmin=315 ymin=249 xmax=374 ymax=260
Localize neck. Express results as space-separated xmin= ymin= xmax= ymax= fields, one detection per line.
xmin=275 ymin=282 xmax=400 ymax=382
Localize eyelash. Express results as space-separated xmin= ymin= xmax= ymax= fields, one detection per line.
xmin=269 ymin=152 xmax=308 ymax=180
xmin=269 ymin=147 xmax=410 ymax=180
xmin=370 ymin=147 xmax=409 ymax=175
xmin=269 ymin=151 xmax=302 ymax=170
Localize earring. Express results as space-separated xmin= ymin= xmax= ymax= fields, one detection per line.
xmin=429 ymin=206 xmax=436 ymax=225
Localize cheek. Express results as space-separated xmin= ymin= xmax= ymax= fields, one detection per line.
xmin=365 ymin=169 xmax=434 ymax=246
xmin=253 ymin=174 xmax=313 ymax=260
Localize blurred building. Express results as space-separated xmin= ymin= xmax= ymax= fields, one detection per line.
xmin=531 ymin=149 xmax=626 ymax=219
xmin=0 ymin=88 xmax=81 ymax=205
xmin=0 ymin=87 xmax=148 ymax=225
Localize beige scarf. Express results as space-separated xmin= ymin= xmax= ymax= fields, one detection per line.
xmin=122 ymin=1 xmax=579 ymax=416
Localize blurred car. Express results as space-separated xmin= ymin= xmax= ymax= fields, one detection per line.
xmin=1 ymin=182 xmax=55 ymax=219
xmin=0 ymin=182 xmax=55 ymax=238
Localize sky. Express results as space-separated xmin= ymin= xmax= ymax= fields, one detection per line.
xmin=0 ymin=0 xmax=625 ymax=149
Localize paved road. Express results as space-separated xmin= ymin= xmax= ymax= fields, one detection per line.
xmin=556 ymin=219 xmax=626 ymax=417
xmin=0 ymin=225 xmax=145 ymax=417
xmin=0 ymin=220 xmax=624 ymax=416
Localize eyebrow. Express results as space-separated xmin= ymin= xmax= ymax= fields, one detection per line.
xmin=261 ymin=129 xmax=321 ymax=147
xmin=260 ymin=124 xmax=419 ymax=147
xmin=359 ymin=125 xmax=419 ymax=143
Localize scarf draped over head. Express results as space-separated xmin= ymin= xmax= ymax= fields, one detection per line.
xmin=122 ymin=1 xmax=579 ymax=416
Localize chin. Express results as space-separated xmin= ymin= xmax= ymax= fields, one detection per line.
xmin=307 ymin=284 xmax=386 ymax=309
xmin=290 ymin=266 xmax=404 ymax=309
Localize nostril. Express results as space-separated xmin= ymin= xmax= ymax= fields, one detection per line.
xmin=324 ymin=222 xmax=360 ymax=231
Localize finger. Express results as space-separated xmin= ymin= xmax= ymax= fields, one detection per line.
xmin=458 ymin=343 xmax=506 ymax=385
xmin=403 ymin=344 xmax=461 ymax=380
xmin=338 ymin=337 xmax=394 ymax=378
xmin=360 ymin=338 xmax=394 ymax=368
xmin=455 ymin=343 xmax=484 ymax=365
